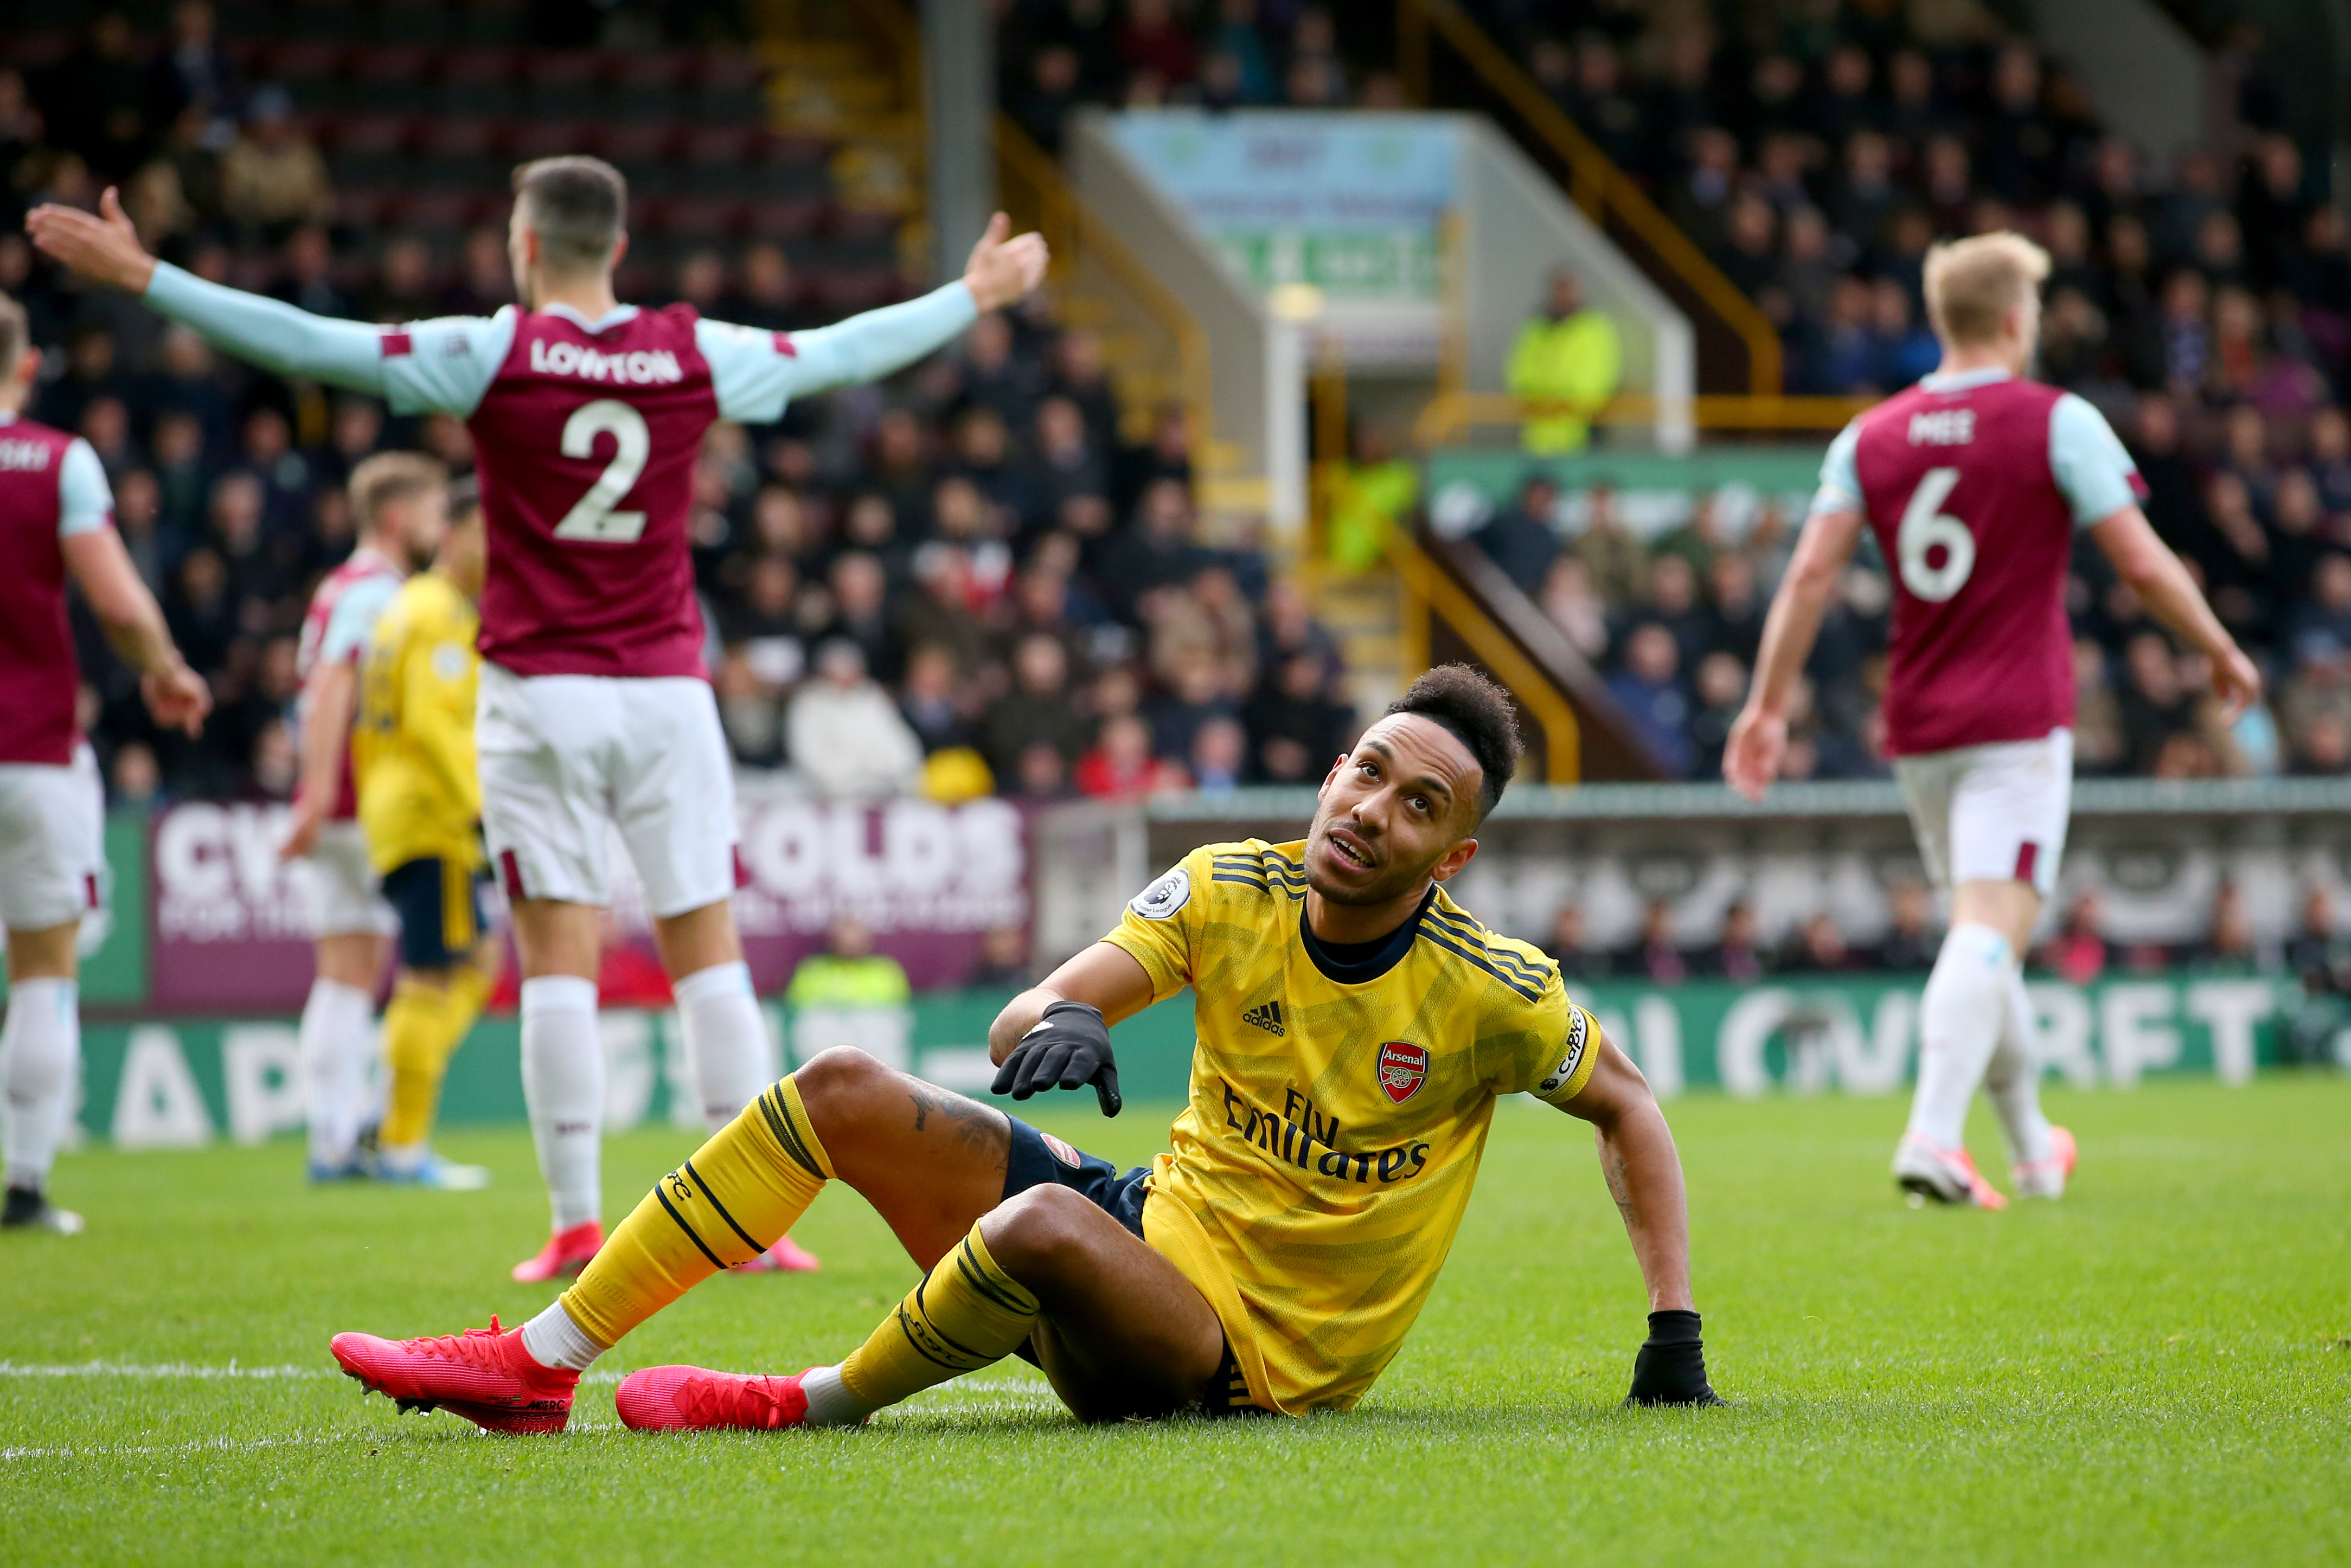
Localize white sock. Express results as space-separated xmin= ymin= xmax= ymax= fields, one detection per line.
xmin=799 ymin=1364 xmax=877 ymax=1426
xmin=1904 ymin=923 xmax=2012 ymax=1151
xmin=3 ymin=978 xmax=79 ymax=1191
xmin=673 ymin=961 xmax=773 ymax=1131
xmin=519 ymin=1299 xmax=606 ymax=1372
xmin=1984 ymin=968 xmax=2055 ymax=1167
xmin=299 ymin=978 xmax=374 ymax=1167
xmin=520 ymin=975 xmax=604 ymax=1232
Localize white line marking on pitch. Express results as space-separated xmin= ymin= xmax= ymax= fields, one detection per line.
xmin=0 ymin=1361 xmax=329 ymax=1380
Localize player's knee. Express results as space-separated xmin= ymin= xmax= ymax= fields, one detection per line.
xmin=788 ymin=1046 xmax=900 ymax=1124
xmin=979 ymin=1184 xmax=1096 ymax=1281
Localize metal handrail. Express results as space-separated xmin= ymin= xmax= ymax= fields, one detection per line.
xmin=1396 ymin=0 xmax=1783 ymax=398
xmin=1415 ymin=390 xmax=1876 ymax=447
xmin=992 ymin=114 xmax=1216 ymax=462
xmin=1386 ymin=531 xmax=1581 ymax=785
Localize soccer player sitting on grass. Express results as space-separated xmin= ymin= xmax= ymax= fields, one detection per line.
xmin=329 ymin=665 xmax=1722 ymax=1428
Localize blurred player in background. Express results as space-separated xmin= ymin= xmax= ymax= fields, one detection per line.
xmin=31 ymin=159 xmax=1047 ymax=1278
xmin=0 ymin=293 xmax=210 ymax=1233
xmin=354 ymin=477 xmax=494 ymax=1191
xmin=1726 ymin=233 xmax=2260 ymax=1206
xmin=283 ymin=453 xmax=449 ymax=1182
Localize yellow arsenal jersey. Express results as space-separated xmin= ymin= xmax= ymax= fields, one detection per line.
xmin=1104 ymin=838 xmax=1599 ymax=1414
xmin=354 ymin=570 xmax=483 ymax=876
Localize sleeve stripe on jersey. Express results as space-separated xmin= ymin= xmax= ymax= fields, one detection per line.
xmin=1211 ymin=871 xmax=1270 ymax=891
xmin=1415 ymin=923 xmax=1545 ymax=1002
xmin=1424 ymin=908 xmax=1552 ymax=984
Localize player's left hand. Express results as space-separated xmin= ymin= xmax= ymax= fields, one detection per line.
xmin=25 ymin=188 xmax=160 ymax=294
xmin=1625 ymin=1309 xmax=1726 ymax=1406
xmin=962 ymin=212 xmax=1049 ymax=312
xmin=991 ymin=999 xmax=1122 ymax=1117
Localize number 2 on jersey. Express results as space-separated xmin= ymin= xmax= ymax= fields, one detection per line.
xmin=1896 ymin=466 xmax=1974 ymax=601
xmin=553 ymin=399 xmax=649 ymax=543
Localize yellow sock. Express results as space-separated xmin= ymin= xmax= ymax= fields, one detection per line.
xmin=838 ymin=1220 xmax=1040 ymax=1409
xmin=562 ymin=1076 xmax=832 ymax=1347
xmin=379 ymin=963 xmax=492 ymax=1148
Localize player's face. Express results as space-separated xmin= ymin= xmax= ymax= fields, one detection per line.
xmin=392 ymin=493 xmax=451 ymax=573
xmin=1304 ymin=715 xmax=1482 ymax=907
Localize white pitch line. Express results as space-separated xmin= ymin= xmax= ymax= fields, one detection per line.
xmin=0 ymin=1432 xmax=354 ymax=1461
xmin=0 ymin=1361 xmax=330 ymax=1380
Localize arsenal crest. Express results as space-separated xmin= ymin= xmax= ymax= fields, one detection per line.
xmin=1376 ymin=1041 xmax=1429 ymax=1104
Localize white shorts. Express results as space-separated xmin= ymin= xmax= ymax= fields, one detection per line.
xmin=295 ymin=818 xmax=398 ymax=939
xmin=475 ymin=664 xmax=738 ymax=919
xmin=0 ymin=749 xmax=103 ymax=931
xmin=1893 ymin=729 xmax=2073 ymax=900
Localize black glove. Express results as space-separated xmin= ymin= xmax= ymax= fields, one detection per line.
xmin=991 ymin=1000 xmax=1122 ymax=1117
xmin=1625 ymin=1309 xmax=1725 ymax=1406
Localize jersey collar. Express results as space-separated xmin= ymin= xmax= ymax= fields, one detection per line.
xmin=541 ymin=301 xmax=642 ymax=334
xmin=1299 ymin=885 xmax=1436 ymax=986
xmin=1918 ymin=366 xmax=2013 ymax=392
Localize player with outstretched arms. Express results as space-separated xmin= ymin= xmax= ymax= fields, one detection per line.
xmin=0 ymin=292 xmax=210 ymax=1235
xmin=318 ymin=666 xmax=1720 ymax=1431
xmin=284 ymin=452 xmax=449 ymax=1182
xmin=30 ymin=162 xmax=1047 ymax=1277
xmin=1724 ymin=233 xmax=2261 ymax=1206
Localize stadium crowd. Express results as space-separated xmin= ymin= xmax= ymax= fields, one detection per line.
xmin=4 ymin=5 xmax=1354 ymax=810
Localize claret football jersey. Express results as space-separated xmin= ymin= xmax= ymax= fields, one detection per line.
xmin=1105 ymin=839 xmax=1600 ymax=1414
xmin=1811 ymin=369 xmax=2144 ymax=757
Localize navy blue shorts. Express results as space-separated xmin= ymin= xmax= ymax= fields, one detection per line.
xmin=1001 ymin=1117 xmax=1151 ymax=1238
xmin=381 ymin=857 xmax=485 ymax=972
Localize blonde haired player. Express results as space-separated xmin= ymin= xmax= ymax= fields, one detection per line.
xmin=1727 ymin=233 xmax=2260 ymax=1205
xmin=325 ymin=667 xmax=1721 ymax=1433
xmin=33 ymin=163 xmax=1044 ymax=1278
xmin=353 ymin=476 xmax=495 ymax=1189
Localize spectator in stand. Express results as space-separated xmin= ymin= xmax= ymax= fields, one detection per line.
xmin=1571 ymin=483 xmax=1647 ymax=606
xmin=964 ymin=926 xmax=1035 ymax=992
xmin=2041 ymin=892 xmax=2110 ymax=985
xmin=1507 ymin=269 xmax=1621 ymax=454
xmin=1616 ymin=898 xmax=1687 ymax=986
xmin=1242 ymin=650 xmax=1355 ymax=785
xmin=1325 ymin=423 xmax=1419 ymax=575
xmin=219 ymin=86 xmax=332 ymax=235
xmin=1867 ymin=881 xmax=1938 ymax=972
xmin=2194 ymin=880 xmax=2277 ymax=973
xmin=982 ymin=633 xmax=1092 ymax=786
xmin=1780 ymin=912 xmax=1862 ymax=976
xmin=1686 ymin=651 xmax=1747 ymax=782
xmin=1692 ymin=901 xmax=1764 ymax=983
xmin=1471 ymin=473 xmax=1562 ymax=597
xmin=1076 ymin=712 xmax=1186 ymax=801
xmin=787 ymin=639 xmax=924 ymax=800
xmin=785 ymin=915 xmax=911 ymax=1016
xmin=1605 ymin=622 xmax=1693 ymax=779
xmin=1543 ymin=904 xmax=1600 ymax=983
xmin=1188 ymin=715 xmax=1247 ymax=794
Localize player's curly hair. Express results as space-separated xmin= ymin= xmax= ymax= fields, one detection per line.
xmin=1387 ymin=664 xmax=1522 ymax=824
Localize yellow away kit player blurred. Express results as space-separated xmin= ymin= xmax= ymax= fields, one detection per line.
xmin=354 ymin=479 xmax=498 ymax=1188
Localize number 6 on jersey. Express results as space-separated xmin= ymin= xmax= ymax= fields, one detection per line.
xmin=1896 ymin=466 xmax=1973 ymax=601
xmin=553 ymin=399 xmax=650 ymax=543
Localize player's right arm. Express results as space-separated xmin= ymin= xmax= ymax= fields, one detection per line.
xmin=28 ymin=190 xmax=499 ymax=415
xmin=1725 ymin=422 xmax=1868 ymax=800
xmin=2089 ymin=505 xmax=2262 ymax=718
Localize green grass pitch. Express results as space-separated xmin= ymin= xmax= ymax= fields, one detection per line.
xmin=4 ymin=1077 xmax=2347 ymax=1566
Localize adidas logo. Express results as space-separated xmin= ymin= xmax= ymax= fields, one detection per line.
xmin=1241 ymin=1000 xmax=1285 ymax=1037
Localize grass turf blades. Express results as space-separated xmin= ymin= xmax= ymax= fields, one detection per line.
xmin=3 ymin=1077 xmax=2347 ymax=1566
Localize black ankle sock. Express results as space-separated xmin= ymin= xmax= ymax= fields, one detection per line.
xmin=3 ymin=1185 xmax=45 ymax=1224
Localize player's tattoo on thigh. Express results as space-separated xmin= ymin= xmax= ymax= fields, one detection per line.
xmin=906 ymin=1082 xmax=1009 ymax=1158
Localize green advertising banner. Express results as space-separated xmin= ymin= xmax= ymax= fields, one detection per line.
xmin=71 ymin=975 xmax=2292 ymax=1150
